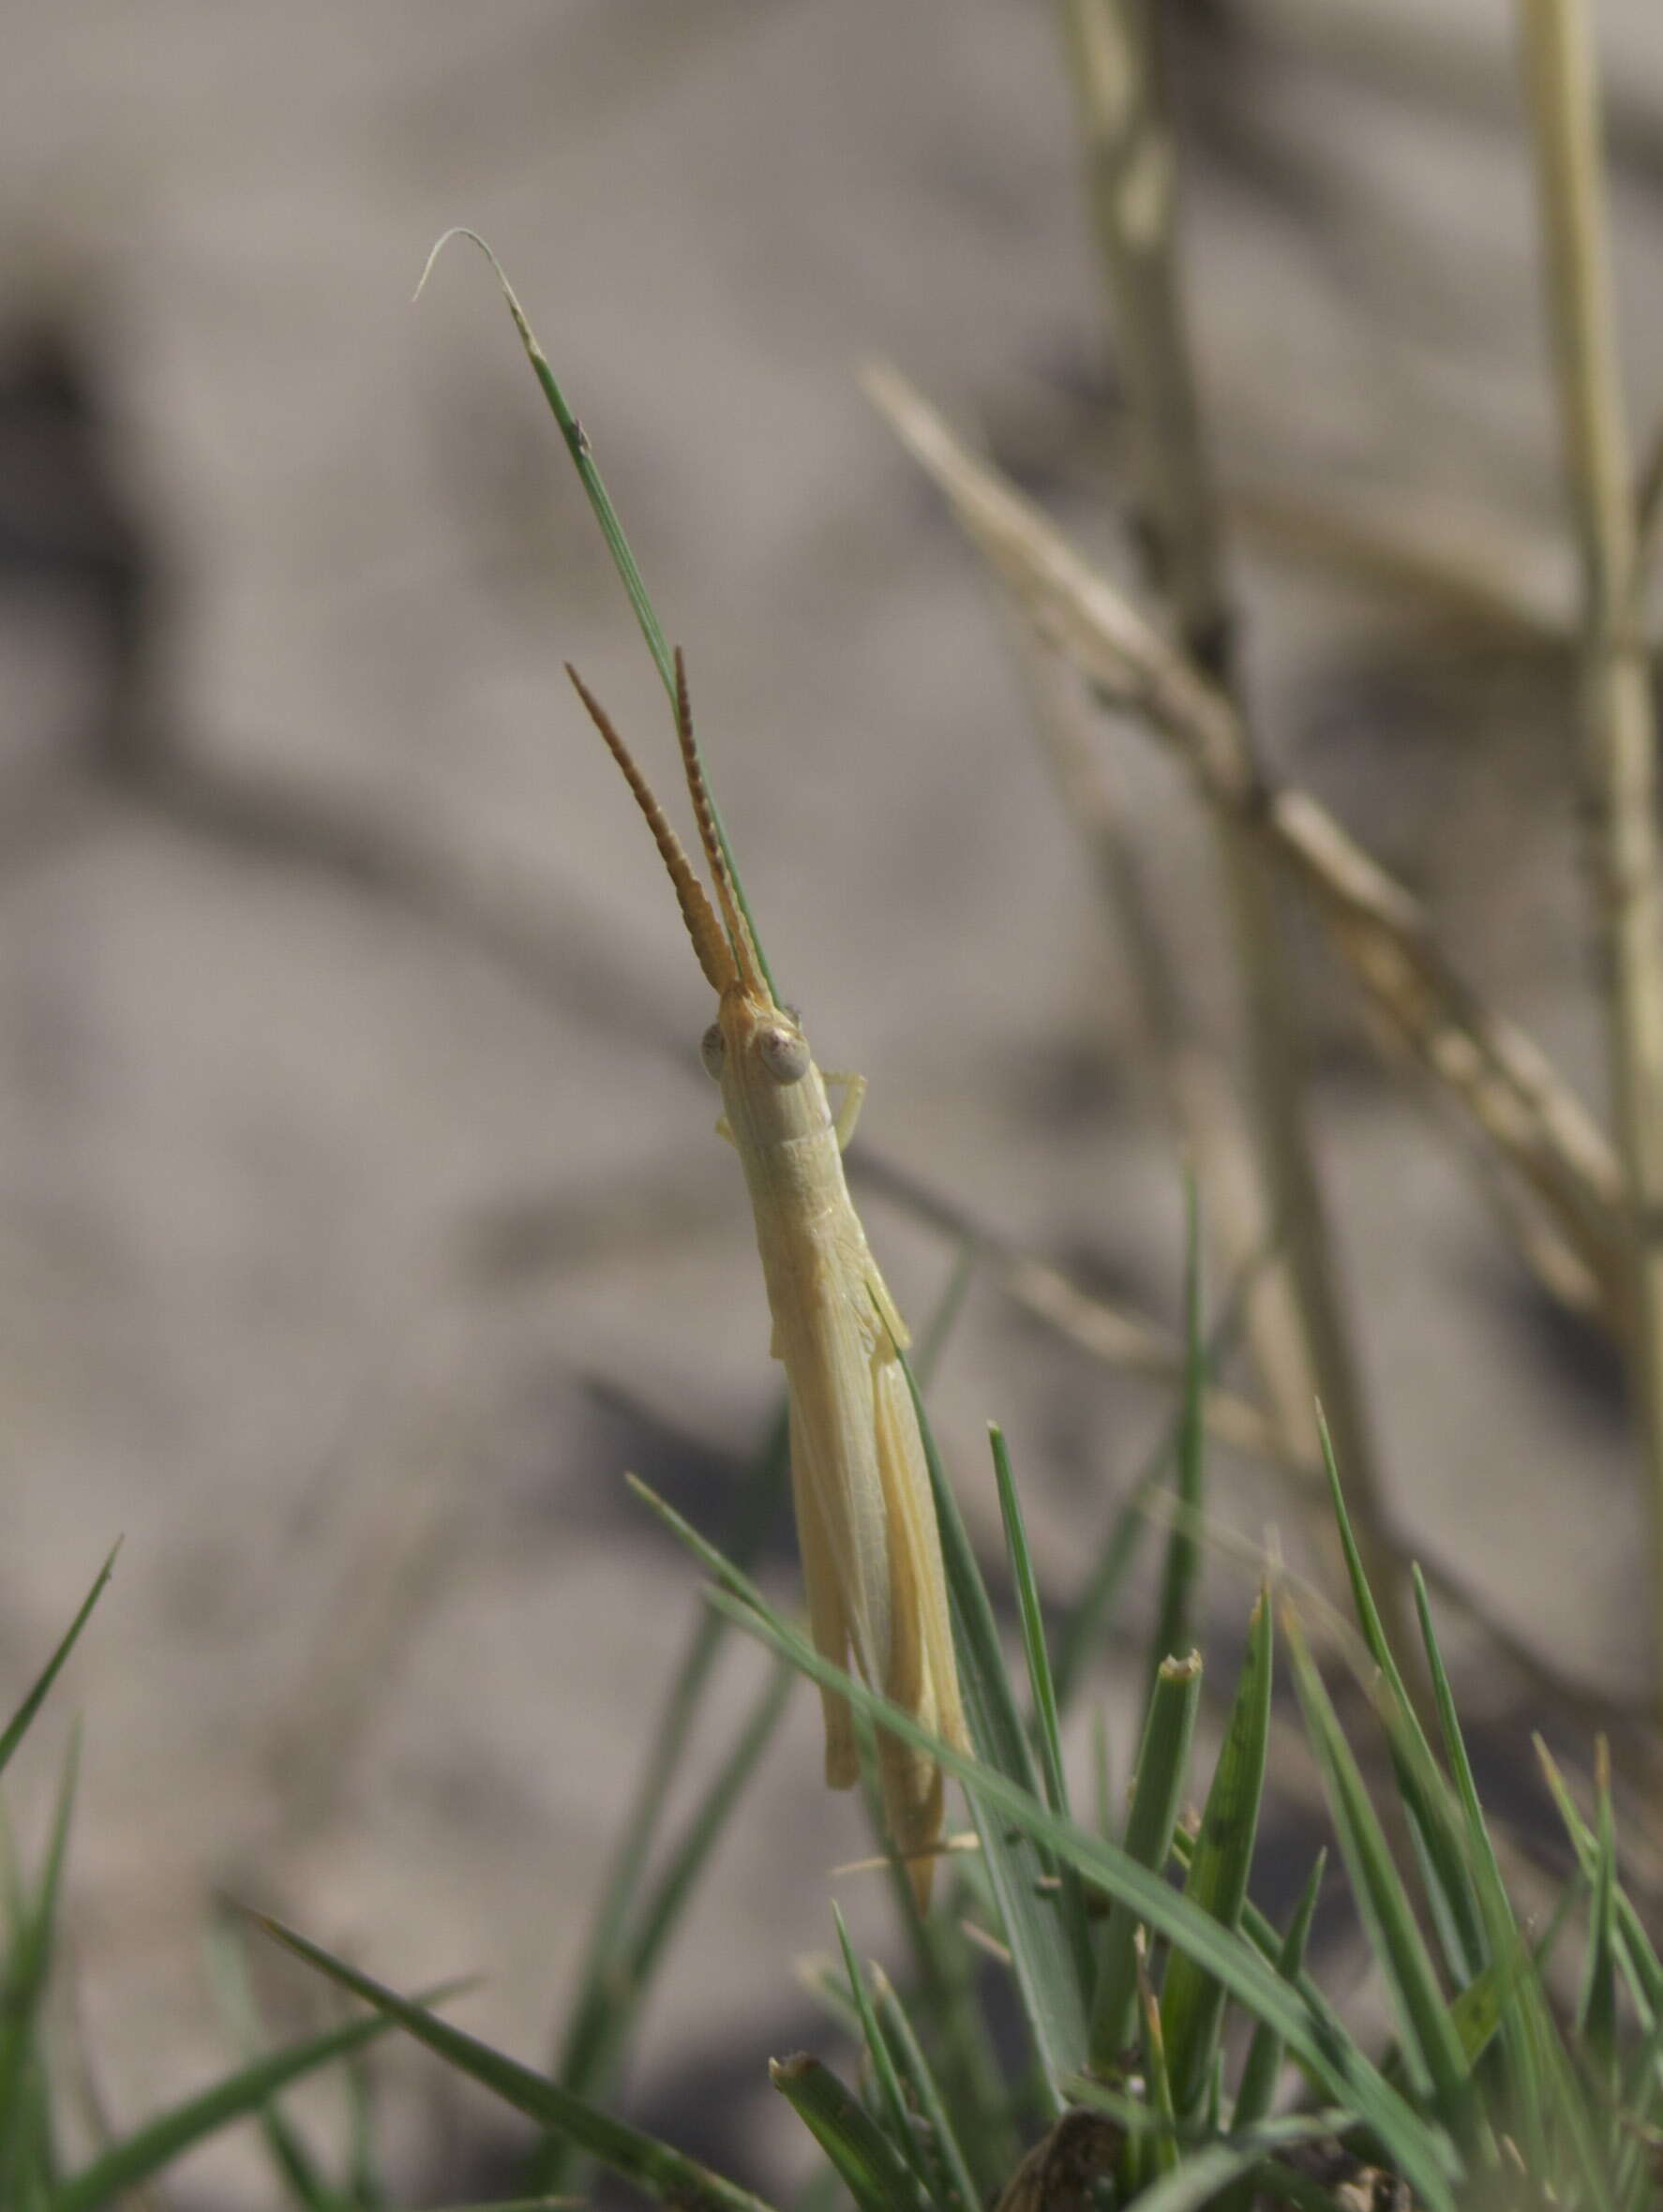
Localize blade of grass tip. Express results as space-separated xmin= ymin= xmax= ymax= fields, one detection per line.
xmin=0 ymin=1726 xmax=77 ymax=2194
xmin=52 ymin=1979 xmax=470 ymax=2212
xmin=1580 ymin=1738 xmax=1620 ymax=2109
xmin=1087 ymin=1651 xmax=1202 ymax=2074
xmin=830 ymin=1906 xmax=929 ymax=2190
xmin=695 ymin=1581 xmax=1459 ymax=2210
xmin=989 ymin=1425 xmax=1094 ymax=1991
xmin=1282 ymin=1607 xmax=1476 ymax=2143
xmin=768 ymin=2055 xmax=930 ymax=2212
xmin=0 ymin=1546 xmax=119 ymax=1779
xmin=1318 ymin=1412 xmax=1484 ymax=1991
xmin=1053 ymin=1227 xmax=1266 ymax=1715
xmin=891 ymin=1345 xmax=1089 ymax=2099
xmin=1232 ymin=1851 xmax=1326 ymax=2131
xmin=415 ymin=229 xmax=775 ymax=999
xmin=1161 ymin=1592 xmax=1273 ymax=2122
xmin=1412 ymin=1567 xmax=1549 ymax=2168
xmin=1536 ymin=1735 xmax=1663 ymax=2024
xmin=1147 ymin=1179 xmax=1206 ymax=1712
xmin=868 ymin=1966 xmax=981 ymax=2212
xmin=250 ymin=1913 xmax=782 ymax=2212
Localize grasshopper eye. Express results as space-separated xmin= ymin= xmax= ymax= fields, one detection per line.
xmin=758 ymin=1026 xmax=811 ymax=1084
xmin=700 ymin=1022 xmax=726 ymax=1078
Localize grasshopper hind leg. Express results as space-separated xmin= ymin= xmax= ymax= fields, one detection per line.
xmin=787 ymin=1391 xmax=861 ymax=1790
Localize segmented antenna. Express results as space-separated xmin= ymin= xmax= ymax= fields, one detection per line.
xmin=673 ymin=649 xmax=771 ymax=1003
xmin=564 ymin=665 xmax=737 ymax=996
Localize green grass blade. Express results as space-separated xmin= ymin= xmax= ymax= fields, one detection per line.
xmin=203 ymin=1921 xmax=347 ymax=2212
xmin=892 ymin=1350 xmax=1090 ymax=2100
xmin=868 ymin=1967 xmax=981 ymax=2212
xmin=1319 ymin=1420 xmax=1484 ymax=1991
xmin=0 ymin=1729 xmax=78 ymax=2195
xmin=1538 ymin=1736 xmax=1663 ymax=2024
xmin=642 ymin=1487 xmax=1460 ymax=2208
xmin=51 ymin=1999 xmax=435 ymax=2212
xmin=988 ymin=1425 xmax=1094 ymax=1993
xmin=0 ymin=1548 xmax=118 ymax=1780
xmin=1580 ymin=1740 xmax=1620 ymax=2111
xmin=1161 ymin=1592 xmax=1273 ymax=2119
xmin=989 ymin=1426 xmax=1068 ymax=1819
xmin=1147 ymin=1181 xmax=1205 ymax=1709
xmin=251 ymin=1914 xmax=782 ymax=2212
xmin=829 ymin=1906 xmax=930 ymax=2193
xmin=1283 ymin=1610 xmax=1475 ymax=2138
xmin=1088 ymin=1652 xmax=1202 ymax=2071
xmin=768 ymin=2055 xmax=929 ymax=2212
xmin=1138 ymin=1939 xmax=1179 ymax=2180
xmin=1412 ymin=1567 xmax=1550 ymax=2169
xmin=1232 ymin=1849 xmax=1326 ymax=2130
xmin=419 ymin=229 xmax=775 ymax=998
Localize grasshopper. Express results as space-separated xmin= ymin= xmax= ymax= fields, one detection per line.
xmin=567 ymin=650 xmax=970 ymax=1905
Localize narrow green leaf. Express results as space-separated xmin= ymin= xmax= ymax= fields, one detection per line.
xmin=1538 ymin=1736 xmax=1663 ymax=2024
xmin=1580 ymin=1739 xmax=1620 ymax=2106
xmin=769 ymin=2055 xmax=929 ymax=2212
xmin=647 ymin=1493 xmax=1460 ymax=2208
xmin=1319 ymin=1418 xmax=1484 ymax=1991
xmin=1147 ymin=1180 xmax=1205 ymax=1710
xmin=1138 ymin=1938 xmax=1180 ymax=2178
xmin=250 ymin=1915 xmax=781 ymax=2212
xmin=1413 ymin=1566 xmax=1548 ymax=2168
xmin=203 ymin=1921 xmax=344 ymax=2212
xmin=988 ymin=1425 xmax=1093 ymax=1994
xmin=1161 ymin=1592 xmax=1274 ymax=2118
xmin=419 ymin=229 xmax=775 ymax=998
xmin=830 ymin=1906 xmax=929 ymax=2192
xmin=0 ymin=1548 xmax=118 ymax=1780
xmin=1088 ymin=1651 xmax=1202 ymax=2071
xmin=892 ymin=1351 xmax=1090 ymax=2100
xmin=1233 ymin=1850 xmax=1326 ymax=2130
xmin=0 ymin=1729 xmax=78 ymax=2193
xmin=1284 ymin=1609 xmax=1475 ymax=2138
xmin=869 ymin=1967 xmax=981 ymax=2212
xmin=51 ymin=1998 xmax=436 ymax=2212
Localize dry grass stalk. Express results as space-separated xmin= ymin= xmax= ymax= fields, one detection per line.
xmin=863 ymin=364 xmax=1630 ymax=1333
xmin=1519 ymin=0 xmax=1663 ymax=1702
xmin=1056 ymin=0 xmax=1397 ymax=1627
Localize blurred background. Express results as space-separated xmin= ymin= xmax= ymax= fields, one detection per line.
xmin=4 ymin=0 xmax=1662 ymax=2201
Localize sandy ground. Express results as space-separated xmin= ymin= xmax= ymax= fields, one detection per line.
xmin=3 ymin=0 xmax=1663 ymax=2201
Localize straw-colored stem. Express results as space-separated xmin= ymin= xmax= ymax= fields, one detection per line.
xmin=1056 ymin=0 xmax=1400 ymax=1639
xmin=866 ymin=365 xmax=1630 ymax=1330
xmin=1518 ymin=0 xmax=1663 ymax=1704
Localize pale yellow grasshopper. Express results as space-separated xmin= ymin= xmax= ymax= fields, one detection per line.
xmin=566 ymin=651 xmax=970 ymax=1906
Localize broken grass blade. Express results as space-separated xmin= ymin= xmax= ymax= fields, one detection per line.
xmin=769 ymin=2055 xmax=930 ymax=2212
xmin=1087 ymin=1652 xmax=1202 ymax=2072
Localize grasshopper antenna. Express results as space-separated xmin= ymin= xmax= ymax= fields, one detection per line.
xmin=565 ymin=665 xmax=737 ymax=995
xmin=673 ymin=649 xmax=772 ymax=1004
